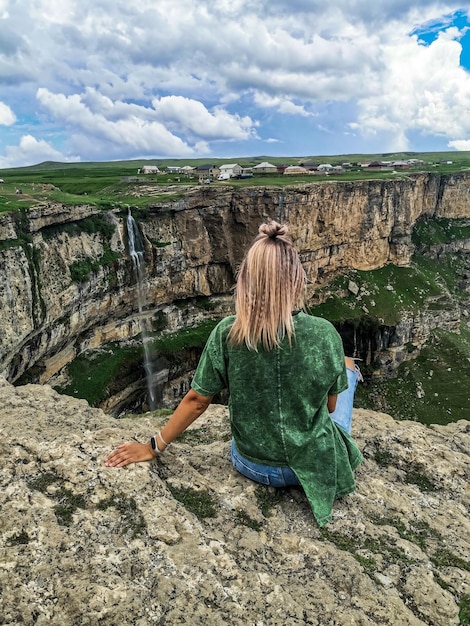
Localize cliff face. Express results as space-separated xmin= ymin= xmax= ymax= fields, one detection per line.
xmin=1 ymin=173 xmax=470 ymax=387
xmin=1 ymin=376 xmax=468 ymax=625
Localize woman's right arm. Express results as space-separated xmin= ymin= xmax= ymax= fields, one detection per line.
xmin=104 ymin=389 xmax=213 ymax=468
xmin=159 ymin=388 xmax=213 ymax=444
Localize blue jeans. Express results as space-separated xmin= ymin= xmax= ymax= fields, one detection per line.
xmin=328 ymin=365 xmax=361 ymax=434
xmin=230 ymin=366 xmax=361 ymax=488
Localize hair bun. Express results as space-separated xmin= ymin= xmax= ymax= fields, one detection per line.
xmin=259 ymin=221 xmax=288 ymax=239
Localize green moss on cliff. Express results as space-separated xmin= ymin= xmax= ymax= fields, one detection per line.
xmin=412 ymin=217 xmax=470 ymax=248
xmin=69 ymin=247 xmax=121 ymax=283
xmin=27 ymin=471 xmax=87 ymax=527
xmin=357 ymin=326 xmax=470 ymax=424
xmin=7 ymin=530 xmax=30 ymax=546
xmin=54 ymin=321 xmax=218 ymax=407
xmin=97 ymin=494 xmax=147 ymax=538
xmin=56 ymin=346 xmax=135 ymax=406
xmin=152 ymin=320 xmax=218 ymax=354
xmin=314 ymin=216 xmax=470 ymax=327
xmin=55 ymin=343 xmax=142 ymax=405
xmin=460 ymin=595 xmax=470 ymax=626
xmin=312 ymin=257 xmax=446 ymax=326
xmin=42 ymin=214 xmax=116 ymax=240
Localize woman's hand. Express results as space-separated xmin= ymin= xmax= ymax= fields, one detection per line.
xmin=105 ymin=441 xmax=155 ymax=468
xmin=104 ymin=390 xmax=212 ymax=469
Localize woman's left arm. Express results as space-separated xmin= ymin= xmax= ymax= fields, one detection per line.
xmin=327 ymin=394 xmax=338 ymax=413
xmin=105 ymin=389 xmax=213 ymax=468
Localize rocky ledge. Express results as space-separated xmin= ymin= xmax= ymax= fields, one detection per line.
xmin=0 ymin=376 xmax=469 ymax=626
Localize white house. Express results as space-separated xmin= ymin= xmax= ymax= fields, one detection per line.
xmin=283 ymin=166 xmax=308 ymax=175
xmin=218 ymin=163 xmax=242 ymax=179
xmin=140 ymin=165 xmax=160 ymax=174
xmin=252 ymin=161 xmax=277 ymax=174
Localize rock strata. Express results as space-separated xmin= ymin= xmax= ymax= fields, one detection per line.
xmin=2 ymin=173 xmax=470 ymax=388
xmin=1 ymin=377 xmax=468 ymax=625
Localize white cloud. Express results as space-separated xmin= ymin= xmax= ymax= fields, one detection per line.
xmin=151 ymin=96 xmax=257 ymax=140
xmin=448 ymin=139 xmax=470 ymax=150
xmin=253 ymin=93 xmax=316 ymax=117
xmin=0 ymin=0 xmax=9 ymax=19
xmin=0 ymin=101 xmax=16 ymax=125
xmin=37 ymin=89 xmax=195 ymax=158
xmin=28 ymin=0 xmax=76 ymax=24
xmin=35 ymin=87 xmax=259 ymax=159
xmin=349 ymin=23 xmax=470 ymax=150
xmin=0 ymin=134 xmax=79 ymax=168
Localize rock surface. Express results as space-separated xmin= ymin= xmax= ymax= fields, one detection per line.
xmin=1 ymin=376 xmax=469 ymax=625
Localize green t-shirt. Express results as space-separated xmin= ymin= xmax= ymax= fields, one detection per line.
xmin=191 ymin=312 xmax=363 ymax=526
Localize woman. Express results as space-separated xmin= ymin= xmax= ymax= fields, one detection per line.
xmin=105 ymin=221 xmax=363 ymax=526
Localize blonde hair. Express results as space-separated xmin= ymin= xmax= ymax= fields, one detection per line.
xmin=228 ymin=221 xmax=306 ymax=351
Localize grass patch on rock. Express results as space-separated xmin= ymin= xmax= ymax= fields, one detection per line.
xmin=431 ymin=548 xmax=470 ymax=571
xmin=412 ymin=217 xmax=470 ymax=248
xmin=254 ymin=486 xmax=284 ymax=517
xmin=41 ymin=214 xmax=116 ymax=241
xmin=97 ymin=495 xmax=147 ymax=538
xmin=166 ymin=484 xmax=217 ymax=519
xmin=54 ymin=320 xmax=218 ymax=408
xmin=234 ymin=510 xmax=262 ymax=531
xmin=53 ymin=488 xmax=87 ymax=526
xmin=7 ymin=530 xmax=30 ymax=546
xmin=459 ymin=595 xmax=470 ymax=626
xmin=152 ymin=320 xmax=219 ymax=354
xmin=370 ymin=516 xmax=439 ymax=550
xmin=404 ymin=466 xmax=437 ymax=492
xmin=177 ymin=427 xmax=218 ymax=445
xmin=321 ymin=526 xmax=418 ymax=572
xmin=27 ymin=471 xmax=86 ymax=526
xmin=27 ymin=471 xmax=60 ymax=493
xmin=372 ymin=449 xmax=397 ymax=468
xmin=69 ymin=247 xmax=121 ymax=283
xmin=311 ymin=259 xmax=444 ymax=326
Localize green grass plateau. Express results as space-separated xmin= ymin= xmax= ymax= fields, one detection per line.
xmin=1 ymin=150 xmax=470 ymax=214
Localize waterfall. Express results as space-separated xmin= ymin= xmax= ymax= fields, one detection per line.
xmin=126 ymin=209 xmax=156 ymax=410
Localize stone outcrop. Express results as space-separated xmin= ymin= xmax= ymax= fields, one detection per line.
xmin=1 ymin=173 xmax=470 ymax=391
xmin=0 ymin=376 xmax=468 ymax=625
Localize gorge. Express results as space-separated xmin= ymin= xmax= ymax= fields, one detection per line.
xmin=1 ymin=172 xmax=470 ymax=420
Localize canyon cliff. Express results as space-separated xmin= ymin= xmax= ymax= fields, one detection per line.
xmin=0 ymin=173 xmax=469 ymax=410
xmin=0 ymin=376 xmax=468 ymax=625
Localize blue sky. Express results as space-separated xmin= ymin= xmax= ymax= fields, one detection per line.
xmin=0 ymin=1 xmax=469 ymax=167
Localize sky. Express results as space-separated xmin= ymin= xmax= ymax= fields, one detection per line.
xmin=0 ymin=1 xmax=470 ymax=167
